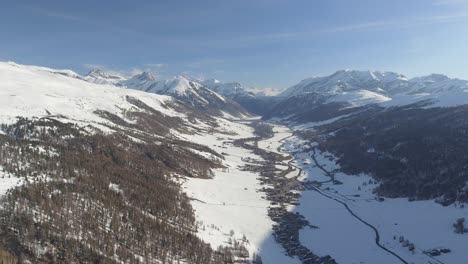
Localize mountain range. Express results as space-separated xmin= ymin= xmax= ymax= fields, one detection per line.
xmin=80 ymin=67 xmax=468 ymax=120
xmin=265 ymin=69 xmax=468 ymax=122
xmin=1 ymin=61 xmax=468 ymax=264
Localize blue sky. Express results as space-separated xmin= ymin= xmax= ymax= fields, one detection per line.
xmin=1 ymin=0 xmax=468 ymax=89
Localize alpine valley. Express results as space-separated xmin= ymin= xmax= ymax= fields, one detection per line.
xmin=1 ymin=62 xmax=467 ymax=264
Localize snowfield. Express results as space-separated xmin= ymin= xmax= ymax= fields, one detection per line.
xmin=327 ymin=89 xmax=391 ymax=107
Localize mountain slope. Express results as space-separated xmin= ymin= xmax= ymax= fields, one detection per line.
xmin=0 ymin=62 xmax=182 ymax=129
xmin=0 ymin=61 xmax=251 ymax=263
xmin=268 ymin=68 xmax=468 ymax=206
xmin=84 ymin=69 xmax=126 ymax=85
xmin=79 ymin=69 xmax=261 ymax=117
xmin=280 ymin=70 xmax=409 ymax=98
xmin=267 ymin=70 xmax=468 ymax=123
xmin=201 ymin=79 xmax=278 ymax=116
xmin=122 ymin=74 xmax=250 ymax=117
xmin=280 ymin=70 xmax=468 ymax=99
xmin=2 ymin=62 xmax=468 ymax=264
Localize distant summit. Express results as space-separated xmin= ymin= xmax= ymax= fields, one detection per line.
xmin=84 ymin=69 xmax=125 ymax=85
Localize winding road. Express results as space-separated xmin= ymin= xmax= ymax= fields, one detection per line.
xmin=234 ymin=121 xmax=410 ymax=264
xmin=273 ymin=129 xmax=409 ymax=264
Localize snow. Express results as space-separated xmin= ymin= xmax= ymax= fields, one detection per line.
xmin=297 ymin=190 xmax=399 ymax=264
xmin=293 ymin=113 xmax=355 ymax=130
xmin=3 ymin=61 xmax=468 ymax=263
xmin=280 ymin=70 xmax=411 ymax=98
xmin=202 ymin=79 xmax=254 ymax=99
xmin=84 ymin=69 xmax=126 ymax=85
xmin=0 ymin=168 xmax=22 ymax=197
xmin=257 ymin=125 xmax=290 ymax=155
xmin=246 ymin=87 xmax=280 ymax=97
xmin=0 ymin=61 xmax=181 ymax=127
xmin=380 ymin=90 xmax=468 ymax=108
xmin=281 ymin=69 xmax=467 ymax=98
xmin=281 ymin=69 xmax=468 ymax=110
xmin=181 ymin=121 xmax=300 ymax=264
xmin=124 ymin=74 xmax=237 ymax=107
xmin=109 ymin=183 xmax=123 ymax=194
xmin=284 ymin=139 xmax=468 ymax=264
xmin=327 ymin=89 xmax=391 ymax=107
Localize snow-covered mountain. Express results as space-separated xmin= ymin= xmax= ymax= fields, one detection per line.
xmin=0 ymin=62 xmax=187 ymax=129
xmin=408 ymin=73 xmax=468 ymax=94
xmin=201 ymin=79 xmax=254 ymax=98
xmin=267 ymin=70 xmax=468 ymax=122
xmin=2 ymin=61 xmax=468 ymax=264
xmin=126 ymin=74 xmax=215 ymax=99
xmin=281 ymin=70 xmax=468 ymax=98
xmin=83 ymin=69 xmax=126 ymax=85
xmin=281 ymin=70 xmax=408 ymax=98
xmin=0 ymin=61 xmax=264 ymax=263
xmin=69 ymin=67 xmax=275 ymax=117
xmin=65 ymin=68 xmax=251 ymax=117
xmin=19 ymin=65 xmax=250 ymax=118
xmin=198 ymin=79 xmax=279 ymax=115
xmin=121 ymin=74 xmax=250 ymax=117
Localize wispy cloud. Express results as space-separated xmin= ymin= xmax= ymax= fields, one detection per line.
xmin=22 ymin=5 xmax=91 ymax=24
xmin=433 ymin=0 xmax=468 ymax=6
xmin=185 ymin=58 xmax=225 ymax=69
xmin=323 ymin=12 xmax=468 ymax=33
xmin=82 ymin=63 xmax=106 ymax=70
xmin=240 ymin=10 xmax=468 ymax=44
xmin=184 ymin=10 xmax=468 ymax=50
xmin=146 ymin=63 xmax=166 ymax=68
xmin=22 ymin=4 xmax=159 ymax=40
xmin=25 ymin=3 xmax=467 ymax=51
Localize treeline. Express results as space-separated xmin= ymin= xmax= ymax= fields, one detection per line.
xmin=0 ymin=116 xmax=241 ymax=263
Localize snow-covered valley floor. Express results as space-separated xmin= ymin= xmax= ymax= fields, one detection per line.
xmin=182 ymin=120 xmax=301 ymax=263
xmin=184 ymin=119 xmax=468 ymax=264
xmin=283 ymin=138 xmax=468 ymax=264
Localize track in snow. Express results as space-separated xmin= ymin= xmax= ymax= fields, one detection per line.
xmin=296 ymin=146 xmax=409 ymax=264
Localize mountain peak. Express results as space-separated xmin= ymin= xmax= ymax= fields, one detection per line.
xmin=134 ymin=71 xmax=156 ymax=82
xmin=86 ymin=68 xmax=106 ymax=77
xmin=419 ymin=73 xmax=450 ymax=82
xmin=85 ymin=69 xmax=123 ymax=81
xmin=281 ymin=70 xmax=466 ymax=98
